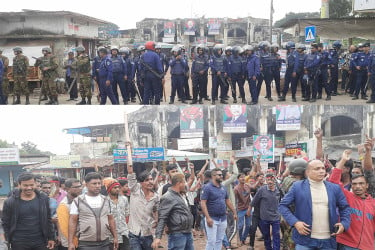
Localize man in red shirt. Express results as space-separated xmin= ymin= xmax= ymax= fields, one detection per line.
xmin=234 ymin=173 xmax=252 ymax=246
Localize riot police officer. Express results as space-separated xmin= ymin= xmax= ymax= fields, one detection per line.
xmin=352 ymin=42 xmax=371 ymax=100
xmin=210 ymin=44 xmax=229 ymax=104
xmin=140 ymin=41 xmax=164 ymax=105
xmin=12 ymin=47 xmax=29 ymax=105
xmin=92 ymin=46 xmax=105 ymax=103
xmin=0 ymin=48 xmax=10 ymax=104
xmin=270 ymin=43 xmax=282 ymax=98
xmin=34 ymin=47 xmax=59 ymax=104
xmin=303 ymin=43 xmax=321 ymax=102
xmin=110 ymin=46 xmax=128 ymax=104
xmin=296 ymin=44 xmax=308 ymax=99
xmin=329 ymin=41 xmax=342 ymax=95
xmin=258 ymin=41 xmax=273 ymax=101
xmin=279 ymin=42 xmax=299 ymax=102
xmin=155 ymin=43 xmax=169 ymax=102
xmin=169 ymin=46 xmax=187 ymax=104
xmin=179 ymin=44 xmax=192 ymax=100
xmin=245 ymin=45 xmax=260 ymax=105
xmin=191 ymin=44 xmax=209 ymax=104
xmin=229 ymin=46 xmax=245 ymax=103
xmin=97 ymin=47 xmax=118 ymax=105
xmin=134 ymin=45 xmax=146 ymax=101
xmin=119 ymin=47 xmax=137 ymax=103
xmin=317 ymin=43 xmax=332 ymax=100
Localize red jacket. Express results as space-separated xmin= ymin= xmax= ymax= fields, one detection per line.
xmin=329 ymin=168 xmax=375 ymax=250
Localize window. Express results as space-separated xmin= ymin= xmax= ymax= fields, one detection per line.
xmin=323 ymin=116 xmax=361 ymax=137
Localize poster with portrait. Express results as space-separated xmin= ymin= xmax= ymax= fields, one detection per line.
xmin=164 ymin=22 xmax=175 ymax=37
xmin=253 ymin=135 xmax=274 ymax=163
xmin=276 ymin=105 xmax=301 ymax=131
xmin=184 ymin=20 xmax=196 ymax=35
xmin=180 ymin=106 xmax=204 ymax=138
xmin=223 ymin=105 xmax=247 ymax=133
xmin=208 ymin=19 xmax=221 ymax=35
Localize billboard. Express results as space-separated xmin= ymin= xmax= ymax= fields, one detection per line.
xmin=50 ymin=155 xmax=81 ymax=168
xmin=276 ymin=105 xmax=301 ymax=131
xmin=164 ymin=22 xmax=176 ymax=37
xmin=285 ymin=143 xmax=308 ymax=156
xmin=113 ymin=148 xmax=165 ymax=163
xmin=253 ymin=135 xmax=274 ymax=163
xmin=0 ymin=148 xmax=20 ymax=165
xmin=178 ymin=138 xmax=203 ymax=151
xmin=180 ymin=106 xmax=204 ymax=138
xmin=354 ymin=0 xmax=375 ymax=11
xmin=223 ymin=105 xmax=247 ymax=133
xmin=208 ymin=19 xmax=221 ymax=35
xmin=184 ymin=20 xmax=196 ymax=35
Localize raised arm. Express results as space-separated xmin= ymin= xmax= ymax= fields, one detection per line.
xmin=314 ymin=128 xmax=323 ymax=160
xmin=363 ymin=136 xmax=374 ymax=171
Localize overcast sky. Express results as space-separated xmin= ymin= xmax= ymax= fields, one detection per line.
xmin=3 ymin=0 xmax=321 ymax=29
xmin=0 ymin=106 xmax=140 ymax=155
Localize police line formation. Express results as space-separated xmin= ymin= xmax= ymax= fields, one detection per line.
xmin=0 ymin=131 xmax=374 ymax=250
xmin=0 ymin=40 xmax=375 ymax=105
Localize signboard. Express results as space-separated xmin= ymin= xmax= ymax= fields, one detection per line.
xmin=50 ymin=155 xmax=81 ymax=168
xmin=276 ymin=105 xmax=301 ymax=131
xmin=209 ymin=137 xmax=217 ymax=149
xmin=208 ymin=19 xmax=221 ymax=35
xmin=184 ymin=20 xmax=196 ymax=36
xmin=274 ymin=137 xmax=285 ymax=148
xmin=305 ymin=26 xmax=316 ymax=42
xmin=113 ymin=148 xmax=165 ymax=163
xmin=180 ymin=106 xmax=204 ymax=138
xmin=0 ymin=148 xmax=20 ymax=165
xmin=253 ymin=135 xmax=274 ymax=163
xmin=178 ymin=138 xmax=203 ymax=151
xmin=223 ymin=105 xmax=247 ymax=133
xmin=285 ymin=143 xmax=308 ymax=156
xmin=354 ymin=0 xmax=375 ymax=11
xmin=235 ymin=150 xmax=252 ymax=158
xmin=164 ymin=22 xmax=176 ymax=38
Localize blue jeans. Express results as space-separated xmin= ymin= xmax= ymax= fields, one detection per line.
xmin=128 ymin=232 xmax=153 ymax=250
xmin=337 ymin=244 xmax=359 ymax=250
xmin=237 ymin=209 xmax=251 ymax=242
xmin=205 ymin=217 xmax=227 ymax=250
xmin=168 ymin=232 xmax=194 ymax=250
xmin=259 ymin=219 xmax=280 ymax=250
xmin=295 ymin=238 xmax=336 ymax=250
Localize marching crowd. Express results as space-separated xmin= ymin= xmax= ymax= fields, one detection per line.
xmin=0 ymin=128 xmax=374 ymax=250
xmin=0 ymin=40 xmax=375 ymax=105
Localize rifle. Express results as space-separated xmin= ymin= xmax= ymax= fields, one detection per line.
xmin=140 ymin=61 xmax=164 ymax=79
xmin=131 ymin=79 xmax=142 ymax=103
xmin=225 ymin=77 xmax=236 ymax=98
xmin=217 ymin=73 xmax=229 ymax=88
xmin=38 ymin=79 xmax=45 ymax=105
xmin=162 ymin=79 xmax=166 ymax=103
xmin=67 ymin=77 xmax=77 ymax=94
xmin=364 ymin=76 xmax=371 ymax=92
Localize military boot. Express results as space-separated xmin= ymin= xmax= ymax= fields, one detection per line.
xmin=25 ymin=96 xmax=30 ymax=105
xmin=169 ymin=97 xmax=174 ymax=104
xmin=54 ymin=97 xmax=59 ymax=105
xmin=45 ymin=98 xmax=54 ymax=105
xmin=76 ymin=98 xmax=86 ymax=105
xmin=87 ymin=97 xmax=92 ymax=105
xmin=242 ymin=98 xmax=246 ymax=104
xmin=13 ymin=95 xmax=20 ymax=105
xmin=190 ymin=99 xmax=198 ymax=104
xmin=233 ymin=97 xmax=237 ymax=103
xmin=278 ymin=95 xmax=286 ymax=101
xmin=4 ymin=96 xmax=8 ymax=105
xmin=292 ymin=95 xmax=297 ymax=102
xmin=198 ymin=98 xmax=203 ymax=104
xmin=40 ymin=95 xmax=48 ymax=101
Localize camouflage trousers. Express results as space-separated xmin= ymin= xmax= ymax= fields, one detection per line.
xmin=13 ymin=76 xmax=29 ymax=96
xmin=42 ymin=77 xmax=58 ymax=98
xmin=1 ymin=78 xmax=10 ymax=97
xmin=78 ymin=76 xmax=92 ymax=98
xmin=280 ymin=218 xmax=295 ymax=250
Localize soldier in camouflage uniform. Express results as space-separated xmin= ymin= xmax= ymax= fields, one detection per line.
xmin=0 ymin=49 xmax=10 ymax=104
xmin=279 ymin=158 xmax=307 ymax=250
xmin=75 ymin=46 xmax=92 ymax=105
xmin=35 ymin=47 xmax=59 ymax=104
xmin=12 ymin=47 xmax=29 ymax=105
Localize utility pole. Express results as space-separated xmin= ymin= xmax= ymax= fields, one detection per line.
xmin=270 ymin=0 xmax=274 ymax=43
xmin=124 ymin=112 xmax=133 ymax=167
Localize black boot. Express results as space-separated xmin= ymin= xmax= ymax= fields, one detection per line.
xmin=40 ymin=95 xmax=48 ymax=101
xmin=181 ymin=99 xmax=188 ymax=104
xmin=13 ymin=95 xmax=20 ymax=105
xmin=25 ymin=96 xmax=30 ymax=105
xmin=190 ymin=99 xmax=198 ymax=104
xmin=199 ymin=98 xmax=203 ymax=104
xmin=326 ymin=95 xmax=331 ymax=101
xmin=220 ymin=99 xmax=228 ymax=104
xmin=76 ymin=98 xmax=86 ymax=105
xmin=54 ymin=96 xmax=59 ymax=105
xmin=4 ymin=96 xmax=8 ymax=105
xmin=45 ymin=98 xmax=54 ymax=105
xmin=278 ymin=95 xmax=286 ymax=101
xmin=233 ymin=98 xmax=237 ymax=103
xmin=292 ymin=95 xmax=297 ymax=102
xmin=169 ymin=97 xmax=174 ymax=104
xmin=242 ymin=98 xmax=246 ymax=104
xmin=87 ymin=97 xmax=92 ymax=105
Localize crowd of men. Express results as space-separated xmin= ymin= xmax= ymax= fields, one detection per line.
xmin=0 ymin=129 xmax=374 ymax=250
xmin=0 ymin=40 xmax=374 ymax=105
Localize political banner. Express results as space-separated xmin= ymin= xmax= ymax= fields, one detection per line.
xmin=285 ymin=143 xmax=308 ymax=156
xmin=253 ymin=135 xmax=274 ymax=163
xmin=276 ymin=105 xmax=301 ymax=131
xmin=180 ymin=106 xmax=204 ymax=138
xmin=50 ymin=155 xmax=81 ymax=168
xmin=178 ymin=138 xmax=203 ymax=151
xmin=184 ymin=20 xmax=196 ymax=35
xmin=223 ymin=105 xmax=247 ymax=133
xmin=208 ymin=19 xmax=221 ymax=35
xmin=113 ymin=147 xmax=165 ymax=163
xmin=164 ymin=22 xmax=176 ymax=38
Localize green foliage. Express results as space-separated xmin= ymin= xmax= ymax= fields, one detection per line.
xmin=274 ymin=12 xmax=320 ymax=28
xmin=0 ymin=139 xmax=11 ymax=148
xmin=329 ymin=0 xmax=352 ymax=18
xmin=19 ymin=141 xmax=54 ymax=156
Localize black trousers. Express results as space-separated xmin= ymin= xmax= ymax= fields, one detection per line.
xmin=66 ymin=75 xmax=78 ymax=99
xmin=11 ymin=242 xmax=47 ymax=250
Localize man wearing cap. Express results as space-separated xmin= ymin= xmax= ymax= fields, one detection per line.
xmin=0 ymin=48 xmax=10 ymax=104
xmin=12 ymin=47 xmax=29 ymax=105
xmin=251 ymin=173 xmax=281 ymax=250
xmin=352 ymin=42 xmax=371 ymax=100
xmin=35 ymin=47 xmax=59 ymax=105
xmin=303 ymin=43 xmax=321 ymax=102
xmin=105 ymin=178 xmax=130 ymax=250
xmin=110 ymin=46 xmax=128 ymax=104
xmin=75 ymin=46 xmax=92 ymax=105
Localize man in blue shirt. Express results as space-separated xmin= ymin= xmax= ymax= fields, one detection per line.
xmin=169 ymin=46 xmax=187 ymax=104
xmin=110 ymin=47 xmax=128 ymax=104
xmin=200 ymin=168 xmax=237 ymax=250
xmin=97 ymin=48 xmax=118 ymax=105
xmin=352 ymin=42 xmax=371 ymax=100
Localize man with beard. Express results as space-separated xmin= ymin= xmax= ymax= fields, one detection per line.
xmin=200 ymin=168 xmax=237 ymax=250
xmin=152 ymin=173 xmax=194 ymax=250
xmin=2 ymin=172 xmax=55 ymax=250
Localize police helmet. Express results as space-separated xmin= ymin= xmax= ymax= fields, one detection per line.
xmin=357 ymin=43 xmax=364 ymax=48
xmin=232 ymin=46 xmax=242 ymax=55
xmin=363 ymin=42 xmax=370 ymax=47
xmin=213 ymin=44 xmax=224 ymax=55
xmin=119 ymin=47 xmax=131 ymax=55
xmin=171 ymin=45 xmax=181 ymax=54
xmin=332 ymin=41 xmax=342 ymax=49
xmin=286 ymin=41 xmax=295 ymax=50
xmin=311 ymin=43 xmax=319 ymax=49
xmin=155 ymin=43 xmax=162 ymax=50
xmin=243 ymin=45 xmax=254 ymax=52
xmin=203 ymin=46 xmax=209 ymax=54
xmin=42 ymin=47 xmax=52 ymax=53
xmin=296 ymin=44 xmax=306 ymax=50
xmin=259 ymin=41 xmax=270 ymax=50
xmin=145 ymin=41 xmax=156 ymax=51
xmin=271 ymin=43 xmax=279 ymax=49
xmin=178 ymin=44 xmax=186 ymax=50
xmin=288 ymin=158 xmax=308 ymax=176
xmin=76 ymin=46 xmax=85 ymax=53
xmin=110 ymin=46 xmax=119 ymax=52
xmin=98 ymin=47 xmax=108 ymax=54
xmin=97 ymin=46 xmax=105 ymax=52
xmin=13 ymin=47 xmax=23 ymax=53
xmin=137 ymin=45 xmax=146 ymax=52
xmin=225 ymin=46 xmax=233 ymax=53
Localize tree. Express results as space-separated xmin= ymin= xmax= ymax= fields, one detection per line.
xmin=0 ymin=139 xmax=11 ymax=148
xmin=20 ymin=141 xmax=54 ymax=156
xmin=274 ymin=12 xmax=320 ymax=28
xmin=329 ymin=0 xmax=352 ymax=18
